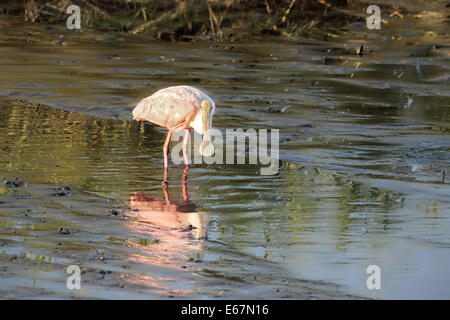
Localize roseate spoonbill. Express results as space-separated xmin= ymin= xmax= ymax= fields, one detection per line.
xmin=132 ymin=85 xmax=215 ymax=168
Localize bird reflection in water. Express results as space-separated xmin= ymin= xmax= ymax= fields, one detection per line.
xmin=128 ymin=166 xmax=207 ymax=240
xmin=121 ymin=167 xmax=208 ymax=295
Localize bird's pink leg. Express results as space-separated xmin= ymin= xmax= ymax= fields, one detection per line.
xmin=182 ymin=164 xmax=189 ymax=201
xmin=163 ymin=129 xmax=173 ymax=169
xmin=182 ymin=128 xmax=191 ymax=166
xmin=162 ymin=176 xmax=170 ymax=204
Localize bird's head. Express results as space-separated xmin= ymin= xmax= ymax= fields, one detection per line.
xmin=199 ymin=100 xmax=214 ymax=157
xmin=201 ymin=100 xmax=212 ymax=128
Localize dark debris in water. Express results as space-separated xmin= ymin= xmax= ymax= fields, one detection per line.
xmin=53 ymin=39 xmax=66 ymax=47
xmin=2 ymin=178 xmax=26 ymax=187
xmin=58 ymin=228 xmax=71 ymax=235
xmin=99 ymin=270 xmax=112 ymax=275
xmin=55 ymin=186 xmax=72 ymax=196
xmin=107 ymin=208 xmax=127 ymax=217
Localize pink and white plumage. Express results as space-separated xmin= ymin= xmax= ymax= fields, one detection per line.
xmin=133 ymin=85 xmax=215 ymax=168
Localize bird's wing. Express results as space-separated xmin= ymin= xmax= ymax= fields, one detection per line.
xmin=133 ymin=88 xmax=200 ymax=129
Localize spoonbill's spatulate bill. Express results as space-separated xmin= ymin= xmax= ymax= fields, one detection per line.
xmin=132 ymin=86 xmax=215 ymax=168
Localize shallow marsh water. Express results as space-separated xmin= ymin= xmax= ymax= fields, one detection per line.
xmin=0 ymin=15 xmax=449 ymax=299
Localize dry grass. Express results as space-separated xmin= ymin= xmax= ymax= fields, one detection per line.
xmin=3 ymin=0 xmax=446 ymax=40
